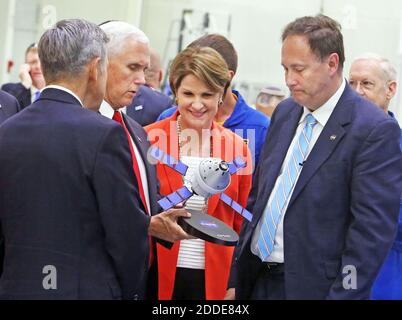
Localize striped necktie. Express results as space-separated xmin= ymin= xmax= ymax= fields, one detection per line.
xmin=257 ymin=114 xmax=318 ymax=261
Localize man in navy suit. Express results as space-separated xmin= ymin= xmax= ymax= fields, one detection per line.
xmin=349 ymin=53 xmax=402 ymax=299
xmin=0 ymin=19 xmax=188 ymax=300
xmin=233 ymin=15 xmax=402 ymax=300
xmin=98 ymin=21 xmax=192 ymax=300
xmin=0 ymin=90 xmax=20 ymax=276
xmin=1 ymin=43 xmax=46 ymax=109
xmin=126 ymin=84 xmax=172 ymax=126
xmin=0 ymin=90 xmax=20 ymax=124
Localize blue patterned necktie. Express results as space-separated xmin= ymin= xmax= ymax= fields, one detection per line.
xmin=257 ymin=114 xmax=318 ymax=261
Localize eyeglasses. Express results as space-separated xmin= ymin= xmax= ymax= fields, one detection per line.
xmin=349 ymin=79 xmax=376 ymax=91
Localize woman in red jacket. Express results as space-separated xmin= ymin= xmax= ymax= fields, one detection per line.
xmin=145 ymin=47 xmax=252 ymax=300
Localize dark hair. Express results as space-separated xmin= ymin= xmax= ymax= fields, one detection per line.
xmin=282 ymin=14 xmax=345 ymax=70
xmin=38 ymin=19 xmax=108 ymax=82
xmin=188 ymin=34 xmax=238 ymax=74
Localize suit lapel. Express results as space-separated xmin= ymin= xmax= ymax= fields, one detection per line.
xmin=287 ymin=86 xmax=353 ymax=209
xmin=123 ymin=114 xmax=161 ymax=213
xmin=123 ymin=114 xmax=147 ymax=164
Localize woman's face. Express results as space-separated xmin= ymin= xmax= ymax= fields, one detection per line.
xmin=176 ymin=74 xmax=222 ymax=131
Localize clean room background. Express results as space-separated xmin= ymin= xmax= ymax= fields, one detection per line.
xmin=1 ymin=0 xmax=401 ymax=119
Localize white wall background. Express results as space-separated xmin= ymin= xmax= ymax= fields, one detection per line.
xmin=1 ymin=0 xmax=402 ymax=120
xmin=140 ymin=0 xmax=402 ymax=120
xmin=0 ymin=0 xmax=143 ymax=84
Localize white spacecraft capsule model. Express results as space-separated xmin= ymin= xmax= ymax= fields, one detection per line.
xmin=149 ymin=147 xmax=253 ymax=246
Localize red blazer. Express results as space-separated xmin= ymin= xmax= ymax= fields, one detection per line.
xmin=145 ymin=112 xmax=252 ymax=300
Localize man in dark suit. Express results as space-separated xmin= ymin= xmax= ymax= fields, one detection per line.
xmin=349 ymin=53 xmax=402 ymax=300
xmin=126 ymin=84 xmax=172 ymax=126
xmin=1 ymin=43 xmax=46 ymax=109
xmin=0 ymin=19 xmax=188 ymax=300
xmin=0 ymin=90 xmax=20 ymax=124
xmin=0 ymin=90 xmax=20 ymax=276
xmin=99 ymin=21 xmax=192 ymax=300
xmin=233 ymin=15 xmax=402 ymax=300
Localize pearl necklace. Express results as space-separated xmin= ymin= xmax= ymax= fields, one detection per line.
xmin=177 ymin=115 xmax=213 ymax=158
xmin=176 ymin=115 xmax=210 ymax=212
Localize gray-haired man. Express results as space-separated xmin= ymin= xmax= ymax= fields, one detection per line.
xmin=349 ymin=53 xmax=398 ymax=115
xmin=349 ymin=53 xmax=402 ymax=300
xmin=0 ymin=19 xmax=181 ymax=300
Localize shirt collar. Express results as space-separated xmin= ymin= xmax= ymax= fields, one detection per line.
xmin=99 ymin=100 xmax=127 ymax=119
xmin=43 ymin=85 xmax=84 ymax=107
xmin=300 ymin=78 xmax=346 ymax=127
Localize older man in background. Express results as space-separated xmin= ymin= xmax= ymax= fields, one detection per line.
xmin=349 ymin=53 xmax=402 ymax=300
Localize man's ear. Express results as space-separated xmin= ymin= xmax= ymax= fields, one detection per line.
xmin=387 ymin=80 xmax=397 ymax=100
xmin=158 ymin=69 xmax=163 ymax=84
xmin=328 ymin=53 xmax=340 ymax=75
xmin=88 ymin=57 xmax=102 ymax=82
xmin=228 ymin=70 xmax=235 ymax=82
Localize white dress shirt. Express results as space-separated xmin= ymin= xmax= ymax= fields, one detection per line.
xmin=251 ymin=78 xmax=346 ymax=263
xmin=99 ymin=100 xmax=151 ymax=213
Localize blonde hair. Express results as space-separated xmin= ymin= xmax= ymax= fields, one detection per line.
xmin=169 ymin=47 xmax=230 ymax=96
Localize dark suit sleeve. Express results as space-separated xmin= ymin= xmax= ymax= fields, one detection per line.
xmin=92 ymin=125 xmax=151 ymax=300
xmin=327 ymin=118 xmax=402 ymax=299
xmin=1 ymin=83 xmax=30 ymax=109
xmin=228 ymin=160 xmax=262 ymax=289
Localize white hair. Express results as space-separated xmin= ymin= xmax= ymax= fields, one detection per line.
xmin=353 ymin=53 xmax=397 ymax=82
xmin=100 ymin=21 xmax=149 ymax=56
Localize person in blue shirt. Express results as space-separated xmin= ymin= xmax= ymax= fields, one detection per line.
xmin=157 ymin=34 xmax=270 ymax=170
xmin=349 ymin=53 xmax=402 ymax=300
